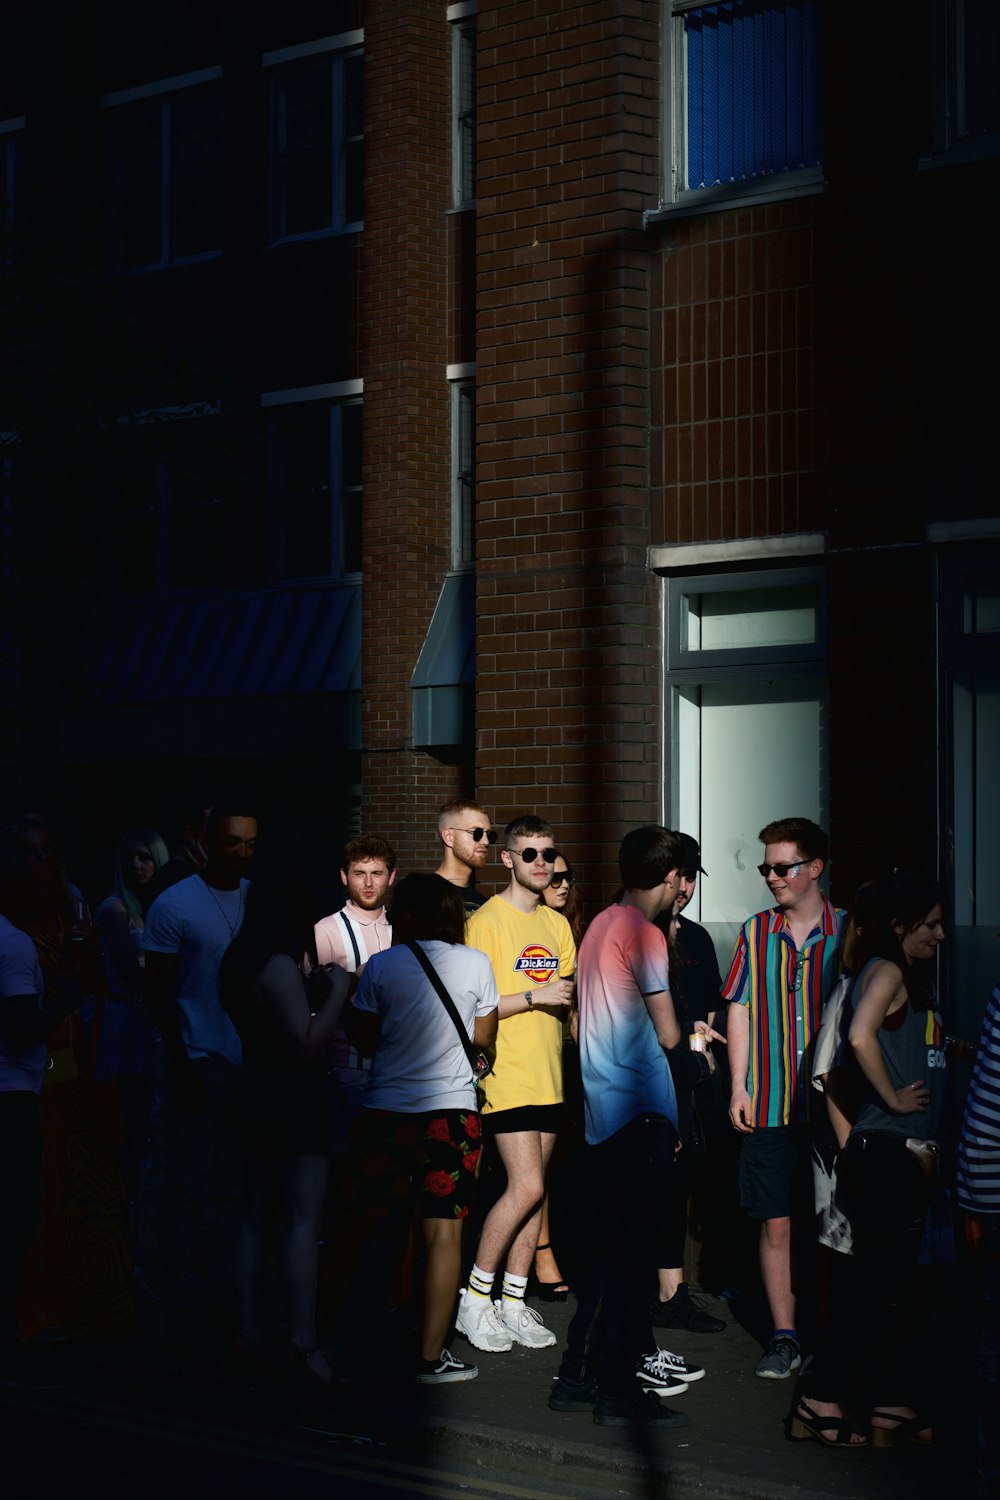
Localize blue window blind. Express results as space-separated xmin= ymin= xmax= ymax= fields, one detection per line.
xmin=684 ymin=1 xmax=820 ymax=190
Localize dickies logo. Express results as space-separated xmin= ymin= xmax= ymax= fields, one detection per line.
xmin=514 ymin=946 xmax=559 ymax=984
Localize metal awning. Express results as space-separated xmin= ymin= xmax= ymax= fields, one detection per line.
xmin=409 ymin=571 xmax=475 ymax=746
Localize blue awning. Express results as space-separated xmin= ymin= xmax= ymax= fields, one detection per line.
xmin=409 ymin=571 xmax=475 ymax=746
xmin=79 ymin=583 xmax=360 ymax=705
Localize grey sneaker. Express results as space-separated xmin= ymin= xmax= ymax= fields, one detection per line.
xmin=755 ymin=1335 xmax=801 ymax=1379
xmin=495 ymin=1298 xmax=556 ymax=1348
xmin=456 ymin=1290 xmax=512 ymax=1352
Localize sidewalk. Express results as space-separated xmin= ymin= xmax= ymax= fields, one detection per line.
xmin=45 ymin=1271 xmax=975 ymax=1500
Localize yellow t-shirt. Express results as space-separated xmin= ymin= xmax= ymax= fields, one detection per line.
xmin=466 ymin=896 xmax=577 ymax=1114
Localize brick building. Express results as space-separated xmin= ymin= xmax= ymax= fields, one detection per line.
xmin=1 ymin=0 xmax=997 ymax=1020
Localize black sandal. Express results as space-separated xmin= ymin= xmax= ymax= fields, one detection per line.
xmin=788 ymin=1400 xmax=867 ymax=1448
xmin=533 ymin=1242 xmax=570 ymax=1302
xmin=870 ymin=1409 xmax=933 ymax=1447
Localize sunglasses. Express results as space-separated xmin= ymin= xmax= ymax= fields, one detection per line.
xmin=548 ymin=871 xmax=574 ymax=888
xmin=757 ymin=860 xmax=808 ymax=879
xmin=511 ymin=847 xmax=557 ymax=864
xmin=448 ymin=826 xmax=497 ymax=844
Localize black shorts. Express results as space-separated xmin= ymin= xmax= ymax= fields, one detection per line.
xmin=738 ymin=1124 xmax=812 ymax=1221
xmin=482 ymin=1103 xmax=564 ymax=1136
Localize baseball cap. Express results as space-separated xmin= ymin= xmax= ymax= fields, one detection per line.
xmin=677 ymin=832 xmax=707 ymax=878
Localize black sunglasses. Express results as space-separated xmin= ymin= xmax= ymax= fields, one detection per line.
xmin=448 ymin=826 xmax=497 ymax=844
xmin=548 ymin=870 xmax=575 ymax=888
xmin=511 ymin=847 xmax=557 ymax=863
xmin=757 ymin=859 xmax=809 ymax=879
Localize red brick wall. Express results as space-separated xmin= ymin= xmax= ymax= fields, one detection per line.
xmin=474 ymin=0 xmax=663 ymax=907
xmin=650 ymin=201 xmax=826 ymax=545
xmin=360 ymin=2 xmax=473 ymax=873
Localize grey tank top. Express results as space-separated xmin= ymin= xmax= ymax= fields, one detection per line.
xmin=851 ymin=960 xmax=947 ymax=1142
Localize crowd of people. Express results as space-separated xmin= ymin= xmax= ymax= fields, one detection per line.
xmin=0 ymin=798 xmax=997 ymax=1491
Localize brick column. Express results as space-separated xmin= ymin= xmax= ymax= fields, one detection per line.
xmin=475 ymin=0 xmax=662 ymax=900
xmin=360 ymin=1 xmax=471 ymax=873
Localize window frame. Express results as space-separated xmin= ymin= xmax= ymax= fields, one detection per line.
xmin=655 ymin=0 xmax=824 ymax=222
xmin=448 ymin=365 xmax=476 ymax=570
xmin=449 ymin=4 xmax=477 ymax=209
xmin=264 ymin=31 xmax=364 ymax=245
xmin=101 ymin=69 xmax=224 ymax=275
xmin=922 ymin=0 xmax=1000 ymax=169
xmin=0 ymin=117 xmax=26 ymax=273
xmin=261 ymin=381 xmax=364 ymax=583
xmin=661 ymin=564 xmax=829 ymax=924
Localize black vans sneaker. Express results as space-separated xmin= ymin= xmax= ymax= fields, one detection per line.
xmin=415 ymin=1347 xmax=479 ymax=1384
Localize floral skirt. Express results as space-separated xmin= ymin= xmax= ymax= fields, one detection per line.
xmin=341 ymin=1107 xmax=481 ymax=1220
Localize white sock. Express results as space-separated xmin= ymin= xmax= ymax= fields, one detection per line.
xmin=467 ymin=1265 xmax=494 ymax=1302
xmin=501 ymin=1271 xmax=529 ymax=1306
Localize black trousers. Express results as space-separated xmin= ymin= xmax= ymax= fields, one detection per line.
xmin=805 ymin=1130 xmax=931 ymax=1407
xmin=558 ymin=1113 xmax=676 ymax=1404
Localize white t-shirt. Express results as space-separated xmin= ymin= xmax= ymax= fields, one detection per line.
xmin=0 ymin=914 xmax=46 ymax=1094
xmin=354 ymin=941 xmax=499 ymax=1113
xmin=143 ymin=875 xmax=246 ymax=1067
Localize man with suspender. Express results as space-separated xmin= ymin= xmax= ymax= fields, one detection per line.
xmin=315 ymin=837 xmax=397 ymax=1117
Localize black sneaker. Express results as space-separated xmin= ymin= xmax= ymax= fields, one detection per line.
xmin=549 ymin=1374 xmax=599 ymax=1412
xmin=594 ymin=1390 xmax=688 ymax=1428
xmin=415 ymin=1347 xmax=478 ymax=1384
xmin=650 ymin=1282 xmax=726 ymax=1333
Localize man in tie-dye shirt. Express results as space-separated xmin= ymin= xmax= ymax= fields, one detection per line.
xmin=551 ymin=826 xmax=686 ymax=1428
xmin=723 ymin=816 xmax=845 ymax=1382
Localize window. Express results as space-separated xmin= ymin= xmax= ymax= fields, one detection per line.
xmin=450 ymin=6 xmax=476 ymax=207
xmin=263 ymin=384 xmax=363 ymax=580
xmin=449 ymin=369 xmax=475 ymax=568
xmin=662 ymin=0 xmax=823 ymax=213
xmin=942 ymin=560 xmax=1000 ymax=1038
xmin=101 ymin=404 xmax=228 ymax=592
xmin=0 ymin=118 xmax=25 ymax=273
xmin=925 ymin=0 xmax=1000 ymax=166
xmin=664 ymin=567 xmax=828 ymax=954
xmin=103 ymin=71 xmax=224 ymax=273
xmin=266 ymin=35 xmax=363 ymax=241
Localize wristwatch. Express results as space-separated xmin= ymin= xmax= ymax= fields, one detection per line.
xmin=524 ymin=990 xmax=533 ymax=1008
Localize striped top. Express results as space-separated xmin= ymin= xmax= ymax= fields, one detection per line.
xmin=957 ymin=980 xmax=1000 ymax=1216
xmin=722 ymin=899 xmax=846 ymax=1127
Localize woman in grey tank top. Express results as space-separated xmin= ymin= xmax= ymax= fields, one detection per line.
xmin=790 ymin=872 xmax=946 ymax=1451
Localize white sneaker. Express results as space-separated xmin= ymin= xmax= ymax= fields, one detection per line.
xmin=455 ymin=1290 xmax=513 ymax=1352
xmin=495 ymin=1299 xmax=557 ymax=1349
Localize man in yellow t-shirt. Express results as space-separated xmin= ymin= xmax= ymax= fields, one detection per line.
xmin=456 ymin=815 xmax=576 ymax=1354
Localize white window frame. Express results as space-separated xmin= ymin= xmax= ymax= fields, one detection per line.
xmin=449 ymin=4 xmax=477 ymax=208
xmin=261 ymin=380 xmax=364 ymax=582
xmin=264 ymin=31 xmax=364 ymax=244
xmin=653 ymin=0 xmax=824 ymax=224
xmin=922 ymin=0 xmax=1000 ymax=168
xmin=448 ymin=365 xmax=476 ymax=570
xmin=101 ymin=69 xmax=224 ymax=274
xmin=660 ymin=562 xmax=828 ymax=939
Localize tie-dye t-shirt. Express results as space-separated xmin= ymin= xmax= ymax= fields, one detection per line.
xmin=578 ymin=903 xmax=678 ymax=1145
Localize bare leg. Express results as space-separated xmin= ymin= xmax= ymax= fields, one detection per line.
xmin=421 ymin=1216 xmax=464 ymax=1361
xmin=657 ymin=1266 xmax=683 ymax=1301
xmin=760 ymin=1216 xmax=795 ymax=1332
xmin=535 ymin=1192 xmax=568 ymax=1288
xmin=474 ymin=1131 xmax=555 ymax=1276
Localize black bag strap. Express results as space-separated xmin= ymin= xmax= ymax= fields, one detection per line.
xmin=406 ymin=941 xmax=478 ymax=1069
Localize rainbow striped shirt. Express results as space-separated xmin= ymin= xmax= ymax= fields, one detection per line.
xmin=722 ymin=899 xmax=846 ymax=1128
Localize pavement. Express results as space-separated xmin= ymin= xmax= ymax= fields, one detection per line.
xmin=6 ymin=1268 xmax=977 ymax=1500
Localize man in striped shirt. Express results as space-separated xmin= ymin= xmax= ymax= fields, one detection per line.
xmin=958 ymin=978 xmax=1000 ymax=1498
xmin=722 ymin=817 xmax=845 ymax=1380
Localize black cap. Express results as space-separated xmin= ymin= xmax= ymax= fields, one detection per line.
xmin=677 ymin=832 xmax=706 ymax=878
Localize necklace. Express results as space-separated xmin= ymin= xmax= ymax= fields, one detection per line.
xmin=200 ymin=877 xmax=245 ymax=939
